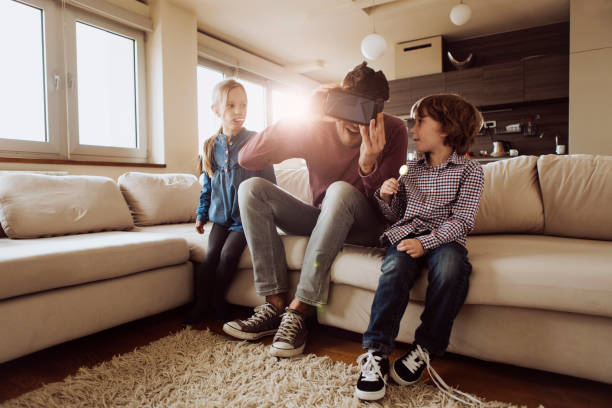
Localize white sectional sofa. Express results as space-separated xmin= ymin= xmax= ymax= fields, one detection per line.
xmin=1 ymin=155 xmax=611 ymax=385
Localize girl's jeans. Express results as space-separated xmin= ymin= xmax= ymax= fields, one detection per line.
xmin=238 ymin=177 xmax=385 ymax=306
xmin=363 ymin=242 xmax=472 ymax=357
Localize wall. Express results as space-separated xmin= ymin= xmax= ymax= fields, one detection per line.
xmin=0 ymin=0 xmax=200 ymax=179
xmin=569 ymin=0 xmax=612 ymax=155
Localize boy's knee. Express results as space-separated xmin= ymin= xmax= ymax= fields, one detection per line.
xmin=430 ymin=245 xmax=470 ymax=283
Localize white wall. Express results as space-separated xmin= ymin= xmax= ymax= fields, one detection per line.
xmin=569 ymin=0 xmax=612 ymax=155
xmin=0 ymin=0 xmax=200 ymax=179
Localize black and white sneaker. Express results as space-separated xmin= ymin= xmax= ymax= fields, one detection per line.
xmin=269 ymin=308 xmax=308 ymax=357
xmin=390 ymin=343 xmax=429 ymax=386
xmin=222 ymin=302 xmax=282 ymax=340
xmin=355 ymin=351 xmax=389 ymax=401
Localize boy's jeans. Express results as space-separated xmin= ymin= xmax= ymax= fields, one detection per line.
xmin=363 ymin=242 xmax=472 ymax=356
xmin=238 ymin=177 xmax=385 ymax=306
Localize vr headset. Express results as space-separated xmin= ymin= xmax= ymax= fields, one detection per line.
xmin=323 ymin=88 xmax=384 ymax=125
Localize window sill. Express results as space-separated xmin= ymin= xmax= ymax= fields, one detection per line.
xmin=0 ymin=157 xmax=166 ymax=168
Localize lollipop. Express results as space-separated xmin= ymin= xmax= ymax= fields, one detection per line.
xmin=399 ymin=164 xmax=409 ymax=176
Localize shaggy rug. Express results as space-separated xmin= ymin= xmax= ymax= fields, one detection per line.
xmin=3 ymin=328 xmax=524 ymax=407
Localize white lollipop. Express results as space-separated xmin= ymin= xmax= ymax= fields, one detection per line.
xmin=399 ymin=164 xmax=409 ymax=176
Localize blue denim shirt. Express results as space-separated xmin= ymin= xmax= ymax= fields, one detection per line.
xmin=196 ymin=128 xmax=276 ymax=231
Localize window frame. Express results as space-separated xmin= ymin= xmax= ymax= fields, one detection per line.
xmin=0 ymin=0 xmax=64 ymax=158
xmin=0 ymin=0 xmax=148 ymax=163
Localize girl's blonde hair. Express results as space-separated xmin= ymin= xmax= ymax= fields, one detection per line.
xmin=201 ymin=79 xmax=246 ymax=177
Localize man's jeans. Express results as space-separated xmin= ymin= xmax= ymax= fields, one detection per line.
xmin=363 ymin=242 xmax=472 ymax=357
xmin=238 ymin=177 xmax=385 ymax=306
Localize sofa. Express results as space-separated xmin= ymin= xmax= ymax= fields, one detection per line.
xmin=1 ymin=154 xmax=611 ymax=385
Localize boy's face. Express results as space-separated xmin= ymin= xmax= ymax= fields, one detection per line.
xmin=410 ymin=112 xmax=448 ymax=153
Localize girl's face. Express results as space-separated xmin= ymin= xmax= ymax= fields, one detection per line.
xmin=410 ymin=111 xmax=448 ymax=153
xmin=216 ymin=86 xmax=247 ymax=136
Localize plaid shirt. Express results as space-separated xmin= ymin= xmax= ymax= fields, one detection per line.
xmin=376 ymin=151 xmax=484 ymax=250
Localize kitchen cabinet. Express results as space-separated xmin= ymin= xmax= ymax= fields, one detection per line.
xmin=386 ymin=54 xmax=568 ymax=112
xmin=445 ymin=68 xmax=484 ymax=106
xmin=524 ymin=54 xmax=569 ymax=101
xmin=482 ymin=61 xmax=523 ymax=105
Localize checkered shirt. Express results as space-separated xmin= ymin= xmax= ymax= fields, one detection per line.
xmin=376 ymin=151 xmax=484 ymax=250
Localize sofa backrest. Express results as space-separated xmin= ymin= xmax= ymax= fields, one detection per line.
xmin=118 ymin=172 xmax=201 ymax=226
xmin=274 ymin=167 xmax=312 ymax=204
xmin=0 ymin=173 xmax=134 ymax=239
xmin=471 ymin=155 xmax=544 ymax=235
xmin=538 ymin=154 xmax=612 ymax=240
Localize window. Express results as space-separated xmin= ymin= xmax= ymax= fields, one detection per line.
xmin=0 ymin=0 xmax=147 ymax=162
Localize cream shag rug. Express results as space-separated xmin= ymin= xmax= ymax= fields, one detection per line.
xmin=3 ymin=328 xmax=524 ymax=408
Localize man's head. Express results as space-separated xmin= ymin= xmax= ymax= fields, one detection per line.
xmin=335 ymin=62 xmax=389 ymax=147
xmin=410 ymin=94 xmax=482 ymax=155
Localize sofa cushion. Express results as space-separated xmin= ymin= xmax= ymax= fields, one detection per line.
xmin=472 ymin=156 xmax=544 ymax=234
xmin=0 ymin=174 xmax=133 ymax=239
xmin=275 ymin=167 xmax=312 ymax=204
xmin=329 ymin=235 xmax=612 ymax=318
xmin=133 ymin=223 xmax=310 ymax=270
xmin=0 ymin=231 xmax=189 ymax=300
xmin=118 ymin=172 xmax=201 ymax=226
xmin=538 ymin=154 xmax=612 ymax=240
xmin=466 ymin=234 xmax=612 ymax=317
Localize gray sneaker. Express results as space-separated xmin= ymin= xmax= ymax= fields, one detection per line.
xmin=269 ymin=308 xmax=308 ymax=357
xmin=222 ymin=303 xmax=283 ymax=340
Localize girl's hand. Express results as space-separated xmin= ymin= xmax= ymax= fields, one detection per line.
xmin=397 ymin=238 xmax=425 ymax=258
xmin=358 ymin=112 xmax=386 ymax=174
xmin=380 ymin=177 xmax=399 ymax=204
xmin=195 ymin=220 xmax=205 ymax=234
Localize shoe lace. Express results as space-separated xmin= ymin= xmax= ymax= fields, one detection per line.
xmin=402 ymin=345 xmax=482 ymax=406
xmin=275 ymin=310 xmax=303 ymax=342
xmin=243 ymin=303 xmax=277 ymax=327
xmin=356 ymin=352 xmax=387 ymax=384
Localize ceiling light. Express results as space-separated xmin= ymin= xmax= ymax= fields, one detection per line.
xmin=450 ymin=1 xmax=472 ymax=26
xmin=361 ymin=33 xmax=387 ymax=60
xmin=360 ymin=1 xmax=387 ymax=60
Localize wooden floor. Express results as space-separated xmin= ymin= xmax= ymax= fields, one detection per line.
xmin=1 ymin=306 xmax=611 ymax=407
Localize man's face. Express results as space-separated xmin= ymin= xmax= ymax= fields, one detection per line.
xmin=335 ymin=119 xmax=362 ymax=148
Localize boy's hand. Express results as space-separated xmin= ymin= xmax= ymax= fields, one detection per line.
xmin=195 ymin=220 xmax=205 ymax=234
xmin=397 ymin=238 xmax=425 ymax=258
xmin=379 ymin=177 xmax=399 ymax=204
xmin=358 ymin=112 xmax=385 ymax=174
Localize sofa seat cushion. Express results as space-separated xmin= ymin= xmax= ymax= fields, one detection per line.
xmin=0 ymin=231 xmax=189 ymax=300
xmin=466 ymin=234 xmax=612 ymax=317
xmin=133 ymin=223 xmax=309 ymax=270
xmin=329 ymin=235 xmax=612 ymax=318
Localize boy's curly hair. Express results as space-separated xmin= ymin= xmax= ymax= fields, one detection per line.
xmin=411 ymin=94 xmax=483 ymax=155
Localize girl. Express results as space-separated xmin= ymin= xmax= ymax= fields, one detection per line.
xmin=186 ymin=79 xmax=276 ymax=324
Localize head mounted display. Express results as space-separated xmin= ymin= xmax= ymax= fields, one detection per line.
xmin=324 ymin=88 xmax=384 ymax=125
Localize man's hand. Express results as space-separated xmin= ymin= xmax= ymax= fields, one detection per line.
xmin=358 ymin=112 xmax=385 ymax=175
xmin=397 ymin=238 xmax=425 ymax=258
xmin=379 ymin=177 xmax=399 ymax=204
xmin=195 ymin=220 xmax=205 ymax=234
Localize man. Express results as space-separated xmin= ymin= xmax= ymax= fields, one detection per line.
xmin=222 ymin=62 xmax=408 ymax=357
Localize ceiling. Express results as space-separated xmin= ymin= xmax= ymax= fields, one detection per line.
xmin=171 ymin=0 xmax=570 ymax=84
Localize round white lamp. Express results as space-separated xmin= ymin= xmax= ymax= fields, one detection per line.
xmin=361 ymin=33 xmax=387 ymax=60
xmin=450 ymin=3 xmax=472 ymax=26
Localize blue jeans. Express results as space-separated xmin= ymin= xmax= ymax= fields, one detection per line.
xmin=238 ymin=177 xmax=385 ymax=306
xmin=362 ymin=241 xmax=472 ymax=357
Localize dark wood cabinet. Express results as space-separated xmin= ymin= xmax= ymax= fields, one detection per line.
xmin=386 ymin=73 xmax=444 ymax=116
xmin=386 ymin=54 xmax=568 ymax=113
xmin=524 ymin=54 xmax=569 ymax=101
xmin=445 ymin=68 xmax=484 ymax=106
xmin=482 ymin=61 xmax=523 ymax=105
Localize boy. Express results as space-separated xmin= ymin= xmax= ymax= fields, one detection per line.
xmin=355 ymin=94 xmax=485 ymax=402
